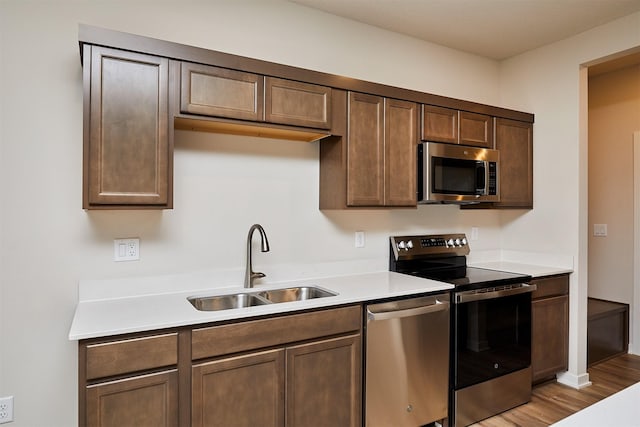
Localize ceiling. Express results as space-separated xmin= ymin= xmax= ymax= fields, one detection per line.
xmin=289 ymin=0 xmax=640 ymax=60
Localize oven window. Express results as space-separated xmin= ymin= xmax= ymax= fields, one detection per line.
xmin=454 ymin=292 xmax=532 ymax=389
xmin=432 ymin=157 xmax=479 ymax=195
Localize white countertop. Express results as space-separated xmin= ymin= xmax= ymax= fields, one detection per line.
xmin=551 ymin=381 xmax=640 ymax=427
xmin=68 ymin=271 xmax=453 ymax=340
xmin=69 ymin=257 xmax=573 ymax=341
xmin=468 ymin=261 xmax=573 ymax=278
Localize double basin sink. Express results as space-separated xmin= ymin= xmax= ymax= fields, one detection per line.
xmin=188 ymin=286 xmax=338 ymax=311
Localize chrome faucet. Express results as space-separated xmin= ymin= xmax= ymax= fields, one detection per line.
xmin=244 ymin=224 xmax=270 ymax=288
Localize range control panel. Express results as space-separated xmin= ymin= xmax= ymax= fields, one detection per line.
xmin=390 ymin=233 xmax=470 ymax=260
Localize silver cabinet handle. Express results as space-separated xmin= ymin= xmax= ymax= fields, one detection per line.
xmin=367 ymin=299 xmax=449 ymax=321
xmin=455 ymin=283 xmax=537 ymax=304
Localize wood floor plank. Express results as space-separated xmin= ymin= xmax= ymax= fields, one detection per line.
xmin=470 ymin=354 xmax=640 ymax=427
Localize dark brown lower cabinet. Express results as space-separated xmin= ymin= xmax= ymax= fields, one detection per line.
xmin=531 ymin=274 xmax=569 ymax=383
xmin=287 ymin=335 xmax=361 ymax=427
xmin=80 ymin=306 xmax=362 ymax=427
xmin=85 ymin=370 xmax=179 ymax=427
xmin=192 ymin=349 xmax=285 ymax=427
xmin=191 ymin=335 xmax=361 ymax=427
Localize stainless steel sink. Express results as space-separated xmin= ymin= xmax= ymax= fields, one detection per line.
xmin=188 ymin=293 xmax=269 ymax=311
xmin=188 ymin=286 xmax=338 ymax=311
xmin=256 ymin=286 xmax=338 ymax=303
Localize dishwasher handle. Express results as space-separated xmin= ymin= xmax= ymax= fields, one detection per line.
xmin=367 ymin=297 xmax=449 ymax=322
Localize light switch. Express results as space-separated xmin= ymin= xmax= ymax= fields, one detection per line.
xmin=593 ymin=224 xmax=608 ymax=237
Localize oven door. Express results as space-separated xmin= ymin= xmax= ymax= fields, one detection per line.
xmin=453 ymin=284 xmax=535 ymax=390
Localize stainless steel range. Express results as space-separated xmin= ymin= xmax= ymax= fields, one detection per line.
xmin=389 ymin=233 xmax=536 ymax=427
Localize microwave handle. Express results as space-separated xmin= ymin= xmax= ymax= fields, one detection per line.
xmin=477 ymin=160 xmax=488 ymax=195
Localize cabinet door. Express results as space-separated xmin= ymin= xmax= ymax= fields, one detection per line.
xmin=532 ymin=295 xmax=568 ymax=383
xmin=421 ymin=105 xmax=458 ymax=143
xmin=192 ymin=349 xmax=285 ymax=427
xmin=181 ymin=62 xmax=263 ymax=121
xmin=85 ymin=46 xmax=170 ymax=208
xmin=286 ymin=334 xmax=361 ymax=427
xmin=85 ymin=370 xmax=178 ymax=427
xmin=347 ymin=92 xmax=384 ymax=206
xmin=459 ymin=111 xmax=493 ymax=148
xmin=385 ymin=99 xmax=418 ymax=206
xmin=495 ymin=118 xmax=533 ymax=208
xmin=265 ymin=77 xmax=331 ymax=129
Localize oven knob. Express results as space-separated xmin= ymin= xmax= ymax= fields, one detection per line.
xmin=462 ymin=237 xmax=468 ymax=246
xmin=407 ymin=240 xmax=414 ymax=249
xmin=455 ymin=238 xmax=461 ymax=246
xmin=397 ymin=241 xmax=406 ymax=250
xmin=447 ymin=238 xmax=455 ymax=247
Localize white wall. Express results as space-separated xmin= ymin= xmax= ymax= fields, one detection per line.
xmin=0 ymin=1 xmax=504 ymax=426
xmin=499 ymin=12 xmax=640 ymax=386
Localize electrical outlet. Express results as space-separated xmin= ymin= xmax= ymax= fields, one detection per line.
xmin=0 ymin=396 xmax=14 ymax=424
xmin=355 ymin=231 xmax=365 ymax=248
xmin=114 ymin=238 xmax=140 ymax=262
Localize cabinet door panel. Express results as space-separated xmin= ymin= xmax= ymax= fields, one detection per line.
xmin=385 ymin=99 xmax=418 ymax=206
xmin=347 ymin=92 xmax=384 ymax=206
xmin=181 ymin=62 xmax=263 ymax=121
xmin=287 ymin=334 xmax=361 ymax=427
xmin=422 ymin=105 xmax=458 ymax=143
xmin=87 ymin=47 xmax=169 ymax=207
xmin=265 ymin=77 xmax=331 ymax=129
xmin=495 ymin=118 xmax=533 ymax=208
xmin=459 ymin=111 xmax=493 ymax=148
xmin=192 ymin=349 xmax=285 ymax=427
xmin=532 ymin=295 xmax=568 ymax=382
xmin=86 ymin=370 xmax=178 ymax=427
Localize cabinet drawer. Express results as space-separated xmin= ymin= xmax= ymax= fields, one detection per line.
xmin=532 ymin=274 xmax=569 ymax=300
xmin=192 ymin=306 xmax=361 ymax=360
xmin=265 ymin=77 xmax=331 ymax=129
xmin=86 ymin=333 xmax=178 ymax=380
xmin=181 ymin=62 xmax=263 ymax=121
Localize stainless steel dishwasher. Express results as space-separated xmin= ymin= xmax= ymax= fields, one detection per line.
xmin=365 ymin=293 xmax=450 ymax=427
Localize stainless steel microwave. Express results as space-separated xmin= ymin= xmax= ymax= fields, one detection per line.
xmin=417 ymin=141 xmax=500 ymax=204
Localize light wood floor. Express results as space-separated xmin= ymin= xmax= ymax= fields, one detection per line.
xmin=471 ymin=353 xmax=640 ymax=427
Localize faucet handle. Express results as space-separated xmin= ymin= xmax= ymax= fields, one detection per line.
xmin=251 ymin=271 xmax=266 ymax=280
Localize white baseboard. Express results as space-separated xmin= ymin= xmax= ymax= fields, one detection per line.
xmin=556 ymin=371 xmax=592 ymax=389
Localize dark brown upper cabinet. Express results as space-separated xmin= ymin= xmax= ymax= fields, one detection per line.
xmin=324 ymin=92 xmax=417 ymax=208
xmin=180 ymin=62 xmax=263 ymax=121
xmin=83 ymin=46 xmax=172 ymax=209
xmin=421 ymin=105 xmax=458 ymax=144
xmin=79 ymin=25 xmax=534 ymax=211
xmin=179 ymin=62 xmax=331 ymax=132
xmin=459 ymin=111 xmax=494 ymax=148
xmin=265 ymin=77 xmax=331 ymax=129
xmin=494 ymin=118 xmax=533 ymax=208
xmin=422 ymin=105 xmax=494 ymax=148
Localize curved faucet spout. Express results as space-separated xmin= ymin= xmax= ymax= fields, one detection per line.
xmin=245 ymin=224 xmax=270 ymax=288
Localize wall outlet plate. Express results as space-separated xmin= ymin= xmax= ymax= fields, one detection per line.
xmin=114 ymin=238 xmax=140 ymax=261
xmin=0 ymin=396 xmax=14 ymax=424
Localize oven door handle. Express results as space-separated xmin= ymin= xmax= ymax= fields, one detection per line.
xmin=367 ymin=299 xmax=450 ymax=321
xmin=455 ymin=283 xmax=537 ymax=304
